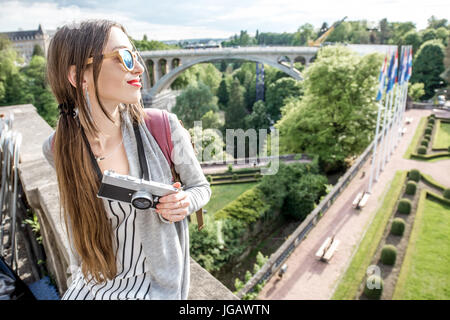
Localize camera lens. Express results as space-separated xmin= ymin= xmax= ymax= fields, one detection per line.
xmin=131 ymin=191 xmax=153 ymax=210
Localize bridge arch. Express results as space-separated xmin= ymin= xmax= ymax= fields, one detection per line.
xmin=145 ymin=55 xmax=303 ymax=98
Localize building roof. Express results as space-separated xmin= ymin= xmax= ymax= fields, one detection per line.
xmin=0 ymin=24 xmax=45 ymax=41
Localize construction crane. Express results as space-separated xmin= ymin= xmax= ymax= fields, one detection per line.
xmin=308 ymin=16 xmax=347 ymax=47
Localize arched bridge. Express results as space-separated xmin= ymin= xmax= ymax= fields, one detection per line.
xmin=139 ymin=46 xmax=319 ymax=98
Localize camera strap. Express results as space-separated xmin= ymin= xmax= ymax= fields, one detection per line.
xmin=80 ymin=122 xmax=150 ymax=181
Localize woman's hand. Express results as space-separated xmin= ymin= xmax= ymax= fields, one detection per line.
xmin=155 ymin=182 xmax=190 ymax=223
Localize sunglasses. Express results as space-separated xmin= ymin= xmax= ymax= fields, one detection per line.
xmin=86 ymin=48 xmax=138 ymax=72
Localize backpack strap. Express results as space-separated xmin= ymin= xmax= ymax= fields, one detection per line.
xmin=143 ymin=108 xmax=205 ymax=231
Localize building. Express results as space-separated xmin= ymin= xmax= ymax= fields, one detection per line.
xmin=0 ymin=24 xmax=54 ymax=64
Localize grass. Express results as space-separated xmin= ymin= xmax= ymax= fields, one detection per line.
xmin=433 ymin=120 xmax=450 ymax=150
xmin=404 ymin=117 xmax=427 ymax=159
xmin=331 ymin=170 xmax=407 ymax=300
xmin=393 ymin=191 xmax=450 ymax=300
xmin=204 ymin=181 xmax=259 ymax=216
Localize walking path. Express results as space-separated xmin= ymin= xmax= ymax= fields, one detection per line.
xmin=257 ymin=108 xmax=450 ymax=300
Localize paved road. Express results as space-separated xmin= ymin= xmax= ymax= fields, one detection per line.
xmin=257 ymin=108 xmax=450 ymax=300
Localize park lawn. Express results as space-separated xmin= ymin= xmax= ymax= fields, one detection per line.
xmin=393 ymin=192 xmax=450 ymax=300
xmin=203 ymin=181 xmax=259 ymax=216
xmin=433 ymin=120 xmax=450 ymax=150
xmin=404 ymin=116 xmax=427 ymax=159
xmin=331 ymin=170 xmax=407 ymax=300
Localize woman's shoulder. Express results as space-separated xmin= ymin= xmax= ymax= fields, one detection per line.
xmin=42 ymin=131 xmax=56 ymax=169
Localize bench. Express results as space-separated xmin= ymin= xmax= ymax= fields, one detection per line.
xmin=315 ymin=236 xmax=340 ymax=262
xmin=405 ymin=117 xmax=413 ymax=124
xmin=358 ymin=192 xmax=370 ymax=208
xmin=352 ymin=192 xmax=363 ymax=209
xmin=401 ymin=127 xmax=407 ymax=135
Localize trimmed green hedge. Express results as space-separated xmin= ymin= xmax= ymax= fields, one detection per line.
xmin=364 ymin=275 xmax=384 ymax=299
xmin=425 ymin=128 xmax=432 ymax=135
xmin=417 ymin=147 xmax=427 ymax=154
xmin=391 ymin=218 xmax=406 ymax=236
xmin=443 ymin=188 xmax=450 ymax=200
xmin=381 ymin=245 xmax=397 ymax=265
xmin=398 ymin=198 xmax=412 ymax=214
xmin=428 ymin=118 xmax=435 ymax=124
xmin=408 ymin=169 xmax=421 ymax=182
xmin=421 ymin=140 xmax=429 ymax=147
xmin=405 ymin=181 xmax=417 ymax=195
xmin=214 ymin=187 xmax=270 ymax=224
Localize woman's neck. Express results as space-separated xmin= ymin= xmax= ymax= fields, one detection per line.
xmin=86 ymin=101 xmax=123 ymax=153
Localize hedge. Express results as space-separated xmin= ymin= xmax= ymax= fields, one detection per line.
xmin=364 ymin=275 xmax=384 ymax=299
xmin=398 ymin=198 xmax=412 ymax=214
xmin=425 ymin=128 xmax=432 ymax=135
xmin=421 ymin=140 xmax=429 ymax=147
xmin=405 ymin=181 xmax=417 ymax=195
xmin=391 ymin=218 xmax=406 ymax=236
xmin=444 ymin=188 xmax=450 ymax=200
xmin=381 ymin=245 xmax=397 ymax=265
xmin=408 ymin=169 xmax=421 ymax=182
xmin=417 ymin=146 xmax=427 ymax=154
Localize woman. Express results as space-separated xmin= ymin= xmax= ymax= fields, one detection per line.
xmin=41 ymin=19 xmax=211 ymax=300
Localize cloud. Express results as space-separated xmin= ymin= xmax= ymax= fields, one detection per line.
xmin=0 ymin=0 xmax=448 ymax=40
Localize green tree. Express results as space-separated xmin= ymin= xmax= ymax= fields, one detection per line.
xmin=427 ymin=16 xmax=448 ymax=29
xmin=225 ymin=78 xmax=247 ymax=130
xmin=244 ymin=100 xmax=271 ymax=130
xmin=276 ymin=45 xmax=382 ymax=172
xmin=402 ymin=30 xmax=422 ymax=54
xmin=200 ymin=110 xmax=223 ymax=129
xmin=408 ymin=83 xmax=425 ymax=101
xmin=411 ymin=39 xmax=446 ymax=99
xmin=421 ymin=28 xmax=437 ymax=42
xmin=32 ymin=44 xmax=44 ymax=57
xmin=265 ymin=77 xmax=303 ymax=121
xmin=172 ymin=81 xmax=219 ymax=128
xmin=293 ymin=23 xmax=316 ymax=45
xmin=217 ymin=75 xmax=230 ymax=110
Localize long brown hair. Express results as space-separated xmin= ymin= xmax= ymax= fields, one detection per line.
xmin=46 ymin=19 xmax=148 ymax=283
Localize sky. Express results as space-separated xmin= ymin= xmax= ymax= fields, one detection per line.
xmin=0 ymin=0 xmax=448 ymax=41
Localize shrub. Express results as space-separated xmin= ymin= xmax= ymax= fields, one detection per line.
xmin=424 ymin=134 xmax=431 ymax=140
xmin=428 ymin=118 xmax=435 ymax=124
xmin=207 ymin=175 xmax=213 ymax=183
xmin=232 ymin=174 xmax=238 ymax=180
xmin=417 ymin=146 xmax=427 ymax=154
xmin=405 ymin=181 xmax=417 ymax=195
xmin=408 ymin=169 xmax=421 ymax=182
xmin=420 ymin=140 xmax=428 ymax=147
xmin=398 ymin=198 xmax=412 ymax=214
xmin=381 ymin=245 xmax=397 ymax=265
xmin=443 ymin=188 xmax=450 ymax=200
xmin=424 ymin=128 xmax=432 ymax=134
xmin=364 ymin=275 xmax=384 ymax=299
xmin=227 ymin=164 xmax=233 ymax=172
xmin=391 ymin=218 xmax=406 ymax=236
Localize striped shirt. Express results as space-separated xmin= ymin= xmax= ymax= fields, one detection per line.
xmin=61 ymin=200 xmax=152 ymax=300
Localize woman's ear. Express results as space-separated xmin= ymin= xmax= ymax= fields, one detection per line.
xmin=67 ymin=65 xmax=88 ymax=89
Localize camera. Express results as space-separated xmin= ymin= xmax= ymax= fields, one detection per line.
xmin=97 ymin=170 xmax=180 ymax=210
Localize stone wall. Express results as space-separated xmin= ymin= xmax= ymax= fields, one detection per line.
xmin=1 ymin=104 xmax=237 ymax=300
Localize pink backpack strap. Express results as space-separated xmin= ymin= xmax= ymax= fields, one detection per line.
xmin=143 ymin=108 xmax=174 ymax=168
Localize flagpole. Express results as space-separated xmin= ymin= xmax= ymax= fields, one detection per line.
xmin=390 ymin=46 xmax=405 ymax=154
xmin=376 ymin=77 xmax=390 ymax=179
xmin=368 ymin=100 xmax=383 ymax=193
xmin=395 ymin=46 xmax=408 ymax=148
xmin=382 ymin=49 xmax=397 ymax=169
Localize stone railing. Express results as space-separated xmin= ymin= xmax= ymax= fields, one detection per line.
xmin=2 ymin=104 xmax=237 ymax=300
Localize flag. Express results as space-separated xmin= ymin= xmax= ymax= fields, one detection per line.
xmin=399 ymin=48 xmax=408 ymax=85
xmin=386 ymin=50 xmax=398 ymax=94
xmin=376 ymin=54 xmax=388 ymax=101
xmin=405 ymin=48 xmax=412 ymax=82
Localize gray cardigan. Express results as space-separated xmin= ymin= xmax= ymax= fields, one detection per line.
xmin=42 ymin=108 xmax=211 ymax=299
